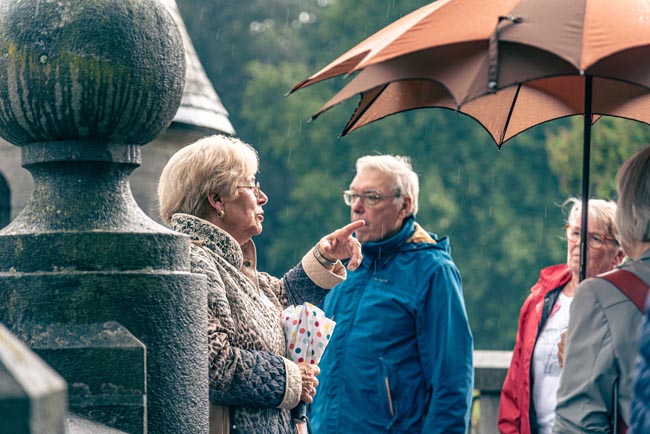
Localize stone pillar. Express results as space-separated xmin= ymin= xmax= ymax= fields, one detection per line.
xmin=0 ymin=1 xmax=208 ymax=433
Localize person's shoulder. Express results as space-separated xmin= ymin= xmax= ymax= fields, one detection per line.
xmin=407 ymin=222 xmax=440 ymax=246
xmin=188 ymin=240 xmax=211 ymax=258
xmin=406 ymin=223 xmax=452 ymax=254
xmin=540 ymin=263 xmax=570 ymax=278
xmin=617 ymin=259 xmax=650 ymax=284
xmin=187 ymin=241 xmax=219 ymax=271
xmin=397 ymin=222 xmax=456 ymax=269
xmin=409 ymin=240 xmax=456 ymax=266
xmin=531 ymin=264 xmax=570 ymax=294
xmin=574 ymin=274 xmax=621 ymax=308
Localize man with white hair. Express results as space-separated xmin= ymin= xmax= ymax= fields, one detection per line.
xmin=309 ymin=154 xmax=474 ymax=434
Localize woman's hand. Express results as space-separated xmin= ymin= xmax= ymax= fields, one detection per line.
xmin=317 ymin=220 xmax=365 ymax=271
xmin=297 ymin=362 xmax=320 ymax=403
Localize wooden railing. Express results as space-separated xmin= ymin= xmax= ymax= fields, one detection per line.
xmin=474 ymin=350 xmax=512 ymax=434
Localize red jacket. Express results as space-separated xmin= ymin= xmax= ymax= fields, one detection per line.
xmin=498 ymin=264 xmax=572 ymax=434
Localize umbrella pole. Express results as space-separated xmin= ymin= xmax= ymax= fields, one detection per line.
xmin=579 ymin=75 xmax=593 ymax=282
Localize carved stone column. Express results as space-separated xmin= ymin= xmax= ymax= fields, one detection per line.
xmin=0 ymin=1 xmax=208 ymax=432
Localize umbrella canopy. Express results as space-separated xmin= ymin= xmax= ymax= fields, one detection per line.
xmin=290 ymin=0 xmax=650 ymax=280
xmin=292 ymin=0 xmax=650 ymax=107
xmin=314 ymin=75 xmax=650 ymax=144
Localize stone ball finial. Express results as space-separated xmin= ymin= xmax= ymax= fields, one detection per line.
xmin=0 ymin=0 xmax=185 ymax=147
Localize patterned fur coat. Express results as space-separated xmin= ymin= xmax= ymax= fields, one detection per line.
xmin=171 ymin=214 xmax=346 ymax=434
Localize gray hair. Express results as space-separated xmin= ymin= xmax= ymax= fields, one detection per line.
xmin=564 ymin=197 xmax=620 ymax=242
xmin=158 ymin=134 xmax=259 ymax=224
xmin=356 ymin=154 xmax=419 ymax=215
xmin=616 ymin=145 xmax=650 ymax=248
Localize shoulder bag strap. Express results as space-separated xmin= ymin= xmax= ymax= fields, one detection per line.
xmin=598 ymin=269 xmax=649 ymax=313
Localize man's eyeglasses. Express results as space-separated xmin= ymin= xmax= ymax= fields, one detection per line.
xmin=565 ymin=225 xmax=619 ymax=249
xmin=237 ymin=181 xmax=262 ymax=199
xmin=342 ymin=190 xmax=400 ymax=207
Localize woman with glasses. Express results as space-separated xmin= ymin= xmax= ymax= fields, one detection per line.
xmin=499 ymin=198 xmax=624 ymax=434
xmin=157 ymin=135 xmax=363 ymax=434
xmin=555 ymin=146 xmax=650 ymax=434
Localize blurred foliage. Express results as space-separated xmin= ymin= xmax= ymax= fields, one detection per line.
xmin=546 ymin=117 xmax=650 ymax=199
xmin=177 ymin=0 xmax=648 ymax=349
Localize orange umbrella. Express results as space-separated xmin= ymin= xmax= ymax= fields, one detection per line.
xmin=290 ymin=0 xmax=650 ymax=280
xmin=292 ymin=0 xmax=650 ymax=107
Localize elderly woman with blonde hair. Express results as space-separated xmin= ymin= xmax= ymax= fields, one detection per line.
xmin=158 ymin=134 xmax=363 ymax=434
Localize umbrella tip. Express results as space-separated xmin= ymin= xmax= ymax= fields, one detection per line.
xmin=286 ymin=81 xmax=306 ymax=96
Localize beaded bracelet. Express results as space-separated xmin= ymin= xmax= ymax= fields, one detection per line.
xmin=313 ymin=245 xmax=337 ymax=268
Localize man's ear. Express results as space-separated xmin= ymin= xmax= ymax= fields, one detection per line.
xmin=399 ymin=196 xmax=413 ymax=218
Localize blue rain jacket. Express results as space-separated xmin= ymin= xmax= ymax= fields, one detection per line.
xmin=309 ymin=216 xmax=474 ymax=434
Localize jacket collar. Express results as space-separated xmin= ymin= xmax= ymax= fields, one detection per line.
xmin=532 ymin=264 xmax=572 ymax=299
xmin=361 ymin=215 xmax=416 ymax=257
xmin=639 ymin=248 xmax=650 ymax=262
xmin=360 ymin=215 xmax=444 ymax=259
xmin=170 ymin=213 xmax=244 ymax=269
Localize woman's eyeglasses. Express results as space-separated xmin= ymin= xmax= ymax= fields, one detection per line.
xmin=565 ymin=225 xmax=619 ymax=249
xmin=237 ymin=181 xmax=262 ymax=199
xmin=342 ymin=190 xmax=400 ymax=207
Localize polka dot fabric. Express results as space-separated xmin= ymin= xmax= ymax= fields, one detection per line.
xmin=282 ymin=302 xmax=336 ymax=364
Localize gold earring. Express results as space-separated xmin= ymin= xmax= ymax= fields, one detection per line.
xmin=216 ymin=210 xmax=225 ymax=219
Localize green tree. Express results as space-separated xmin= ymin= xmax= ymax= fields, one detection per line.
xmin=177 ymin=0 xmax=325 ymax=130
xmin=547 ymin=117 xmax=650 ymax=199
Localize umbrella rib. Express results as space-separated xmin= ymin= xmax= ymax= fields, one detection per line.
xmin=499 ymin=84 xmax=522 ymax=146
xmin=340 ymin=84 xmax=390 ymax=136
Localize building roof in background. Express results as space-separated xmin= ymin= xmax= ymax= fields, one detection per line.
xmin=161 ymin=0 xmax=236 ymax=135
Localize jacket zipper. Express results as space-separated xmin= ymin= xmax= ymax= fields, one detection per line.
xmin=384 ymin=376 xmax=394 ymax=417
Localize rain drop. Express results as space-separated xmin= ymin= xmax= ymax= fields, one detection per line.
xmin=298 ymin=11 xmax=313 ymax=24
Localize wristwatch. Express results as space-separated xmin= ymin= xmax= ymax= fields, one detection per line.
xmin=313 ymin=245 xmax=337 ymax=268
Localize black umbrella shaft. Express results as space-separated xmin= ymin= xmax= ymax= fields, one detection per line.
xmin=580 ymin=75 xmax=593 ymax=282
